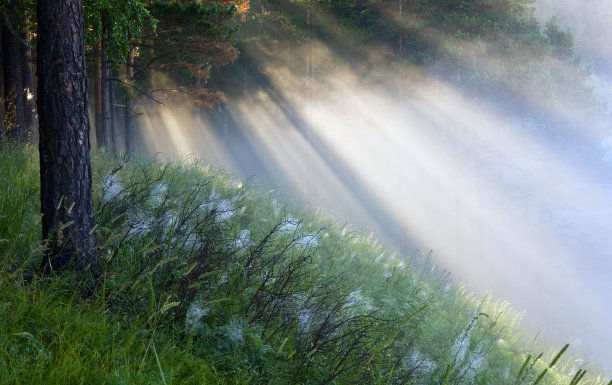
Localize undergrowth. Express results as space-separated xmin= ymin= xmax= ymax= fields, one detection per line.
xmin=0 ymin=141 xmax=609 ymax=384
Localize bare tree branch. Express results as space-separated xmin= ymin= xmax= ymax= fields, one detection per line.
xmin=135 ymin=98 xmax=168 ymax=107
xmin=132 ymin=53 xmax=171 ymax=79
xmin=148 ymin=87 xmax=193 ymax=96
xmin=107 ymin=77 xmax=165 ymax=105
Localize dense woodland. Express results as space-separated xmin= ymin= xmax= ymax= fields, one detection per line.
xmin=1 ymin=0 xmax=602 ymax=151
xmin=0 ymin=0 xmax=611 ymax=384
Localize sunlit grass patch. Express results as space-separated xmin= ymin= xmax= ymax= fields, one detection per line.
xmin=0 ymin=143 xmax=609 ymax=384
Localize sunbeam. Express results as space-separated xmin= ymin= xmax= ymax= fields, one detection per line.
xmin=136 ymin=2 xmax=612 ymax=371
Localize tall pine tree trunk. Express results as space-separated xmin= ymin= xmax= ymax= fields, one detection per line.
xmin=101 ymin=21 xmax=111 ymax=149
xmin=37 ymin=0 xmax=97 ymax=273
xmin=1 ymin=5 xmax=26 ymax=140
xmin=110 ymin=65 xmax=117 ymax=154
xmin=22 ymin=29 xmax=35 ymax=142
xmin=94 ymin=39 xmax=103 ymax=148
xmin=125 ymin=44 xmax=136 ymax=154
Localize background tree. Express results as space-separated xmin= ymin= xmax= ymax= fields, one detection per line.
xmin=84 ymin=0 xmax=154 ymax=152
xmin=37 ymin=0 xmax=97 ymax=274
xmin=121 ymin=0 xmax=241 ymax=153
xmin=0 ymin=0 xmax=32 ymax=139
xmin=0 ymin=0 xmax=36 ymax=140
xmin=83 ymin=0 xmax=244 ymax=154
xmin=21 ymin=19 xmax=35 ymax=139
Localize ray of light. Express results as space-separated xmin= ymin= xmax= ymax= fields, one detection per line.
xmin=137 ymin=24 xmax=612 ymax=369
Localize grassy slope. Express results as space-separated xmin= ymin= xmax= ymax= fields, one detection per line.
xmin=0 ymin=141 xmax=608 ymax=385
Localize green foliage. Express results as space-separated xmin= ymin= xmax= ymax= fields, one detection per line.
xmin=148 ymin=0 xmax=238 ymax=40
xmin=1 ymin=143 xmax=610 ymax=384
xmin=103 ymin=0 xmax=242 ymax=109
xmin=0 ymin=140 xmax=41 ymax=271
xmin=0 ymin=0 xmax=36 ymax=36
xmin=84 ymin=0 xmax=156 ymax=62
xmin=544 ymin=16 xmax=575 ymax=59
xmin=213 ymin=0 xmax=600 ymax=131
xmin=145 ymin=0 xmax=239 ymax=76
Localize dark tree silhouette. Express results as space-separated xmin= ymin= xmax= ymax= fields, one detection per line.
xmin=1 ymin=0 xmax=26 ymax=139
xmin=37 ymin=0 xmax=97 ymax=273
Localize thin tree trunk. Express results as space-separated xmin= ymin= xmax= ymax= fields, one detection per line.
xmin=101 ymin=21 xmax=111 ymax=149
xmin=1 ymin=4 xmax=26 ymax=140
xmin=125 ymin=43 xmax=136 ymax=154
xmin=109 ymin=65 xmax=117 ymax=154
xmin=22 ymin=30 xmax=35 ymax=142
xmin=37 ymin=0 xmax=97 ymax=274
xmin=107 ymin=23 xmax=118 ymax=154
xmin=125 ymin=94 xmax=135 ymax=154
xmin=94 ymin=38 xmax=103 ymax=148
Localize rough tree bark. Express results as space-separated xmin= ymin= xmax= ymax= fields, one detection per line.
xmin=37 ymin=0 xmax=97 ymax=273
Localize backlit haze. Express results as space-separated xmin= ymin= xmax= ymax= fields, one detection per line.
xmin=136 ymin=1 xmax=612 ymax=371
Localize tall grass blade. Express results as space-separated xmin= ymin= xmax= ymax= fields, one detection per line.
xmin=440 ymin=364 xmax=451 ymax=385
xmin=569 ymin=369 xmax=587 ymax=385
xmin=152 ymin=341 xmax=168 ymax=385
xmin=533 ymin=344 xmax=569 ymax=385
xmin=517 ymin=354 xmax=531 ymax=380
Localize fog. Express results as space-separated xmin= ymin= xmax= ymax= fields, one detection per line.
xmin=536 ymin=0 xmax=612 ymax=114
xmin=135 ymin=3 xmax=612 ymax=371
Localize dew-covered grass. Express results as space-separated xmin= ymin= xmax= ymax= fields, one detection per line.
xmin=0 ymin=140 xmax=609 ymax=384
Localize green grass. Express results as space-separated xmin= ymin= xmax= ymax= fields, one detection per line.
xmin=0 ymin=140 xmax=609 ymax=384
